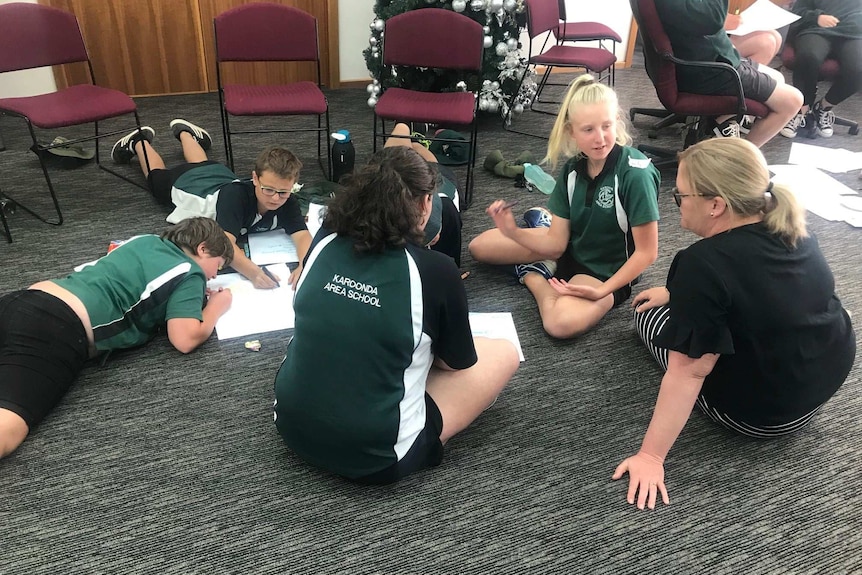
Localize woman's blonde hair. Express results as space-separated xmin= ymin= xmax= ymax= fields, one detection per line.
xmin=543 ymin=74 xmax=632 ymax=171
xmin=678 ymin=138 xmax=807 ymax=247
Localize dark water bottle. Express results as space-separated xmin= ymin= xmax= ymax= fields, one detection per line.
xmin=330 ymin=129 xmax=355 ymax=183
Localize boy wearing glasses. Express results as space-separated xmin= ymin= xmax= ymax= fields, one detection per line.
xmin=112 ymin=119 xmax=311 ymax=289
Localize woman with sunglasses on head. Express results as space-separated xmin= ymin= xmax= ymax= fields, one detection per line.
xmin=112 ymin=120 xmax=311 ymax=289
xmin=615 ymin=138 xmax=855 ymax=510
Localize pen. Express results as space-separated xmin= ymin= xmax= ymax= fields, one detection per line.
xmin=494 ymin=199 xmax=520 ymax=215
xmin=262 ymin=266 xmax=280 ymax=288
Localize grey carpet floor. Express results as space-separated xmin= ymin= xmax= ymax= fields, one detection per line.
xmin=0 ymin=62 xmax=860 ymax=575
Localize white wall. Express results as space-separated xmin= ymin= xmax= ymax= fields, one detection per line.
xmin=0 ymin=0 xmax=57 ymax=98
xmin=520 ymin=0 xmax=634 ymax=61
xmin=338 ymin=0 xmax=376 ymax=83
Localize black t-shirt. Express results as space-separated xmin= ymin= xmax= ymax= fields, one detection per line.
xmin=215 ymin=180 xmax=306 ymax=241
xmin=654 ymin=222 xmax=855 ymax=425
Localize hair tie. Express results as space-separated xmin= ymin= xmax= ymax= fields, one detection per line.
xmin=763 ymin=181 xmax=775 ymax=212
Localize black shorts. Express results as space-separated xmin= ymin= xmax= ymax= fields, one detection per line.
xmin=353 ymin=393 xmax=444 ymax=485
xmin=0 ymin=290 xmax=90 ymax=428
xmin=148 ymin=160 xmax=222 ymax=206
xmin=555 ymin=252 xmax=632 ymax=307
xmin=716 ymin=58 xmax=777 ymax=104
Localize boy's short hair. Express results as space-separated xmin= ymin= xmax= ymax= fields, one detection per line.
xmin=161 ymin=217 xmax=234 ymax=265
xmin=254 ymin=146 xmax=302 ymax=181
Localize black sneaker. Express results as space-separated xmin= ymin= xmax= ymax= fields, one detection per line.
xmin=812 ymin=103 xmax=834 ymax=138
xmin=712 ymin=118 xmax=741 ymax=138
xmin=739 ymin=115 xmax=755 ymax=135
xmin=169 ymin=119 xmax=212 ymax=151
xmin=798 ymin=111 xmax=819 ymax=139
xmin=111 ymin=126 xmax=154 ymax=164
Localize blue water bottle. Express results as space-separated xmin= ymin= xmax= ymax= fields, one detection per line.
xmin=330 ymin=130 xmax=355 ymax=183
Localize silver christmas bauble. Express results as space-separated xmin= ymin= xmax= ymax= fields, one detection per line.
xmin=489 ymin=0 xmax=504 ymax=10
xmin=495 ymin=42 xmax=508 ymax=56
xmin=366 ymin=83 xmax=375 ymax=94
xmin=483 ymin=25 xmax=490 ymax=34
xmin=490 ymin=80 xmax=500 ymax=90
xmin=506 ymin=38 xmax=517 ymax=50
xmin=367 ymin=96 xmax=378 ymax=107
xmin=487 ymin=99 xmax=499 ymax=113
xmin=470 ymin=0 xmax=485 ymax=10
xmin=372 ymin=19 xmax=384 ymax=31
xmin=504 ymin=0 xmax=517 ymax=10
xmin=483 ymin=35 xmax=493 ymax=48
xmin=452 ymin=0 xmax=467 ymax=12
xmin=369 ymin=36 xmax=377 ymax=46
xmin=514 ymin=103 xmax=524 ymax=114
xmin=479 ymin=98 xmax=490 ymax=111
xmin=456 ymin=80 xmax=467 ymax=91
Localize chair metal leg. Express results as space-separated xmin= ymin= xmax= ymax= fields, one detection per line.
xmin=834 ymin=115 xmax=859 ymax=136
xmin=0 ymin=195 xmax=12 ymax=243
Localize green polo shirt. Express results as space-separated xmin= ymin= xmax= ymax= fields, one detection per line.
xmin=54 ymin=235 xmax=206 ymax=351
xmin=546 ymin=145 xmax=660 ymax=281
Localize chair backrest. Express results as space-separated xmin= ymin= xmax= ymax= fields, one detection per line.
xmin=525 ymin=0 xmax=562 ymax=38
xmin=214 ymin=2 xmax=319 ymax=63
xmin=557 ymin=0 xmax=568 ymax=21
xmin=630 ymin=0 xmax=680 ymax=109
xmin=0 ymin=3 xmax=89 ymax=74
xmin=383 ymin=8 xmax=483 ymax=71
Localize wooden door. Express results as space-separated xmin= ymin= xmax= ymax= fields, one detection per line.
xmin=45 ymin=0 xmax=209 ymax=96
xmin=198 ymin=0 xmax=337 ymax=91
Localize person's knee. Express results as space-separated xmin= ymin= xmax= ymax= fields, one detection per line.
xmin=0 ymin=411 xmax=29 ymax=459
xmin=468 ymin=234 xmax=490 ymax=261
xmin=770 ymin=84 xmax=803 ymax=114
xmin=542 ymin=316 xmax=585 ymax=340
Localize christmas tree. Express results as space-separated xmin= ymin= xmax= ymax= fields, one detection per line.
xmin=363 ymin=0 xmax=538 ymax=121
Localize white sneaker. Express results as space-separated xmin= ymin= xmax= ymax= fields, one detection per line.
xmin=739 ymin=115 xmax=755 ymax=134
xmin=780 ymin=113 xmax=804 ymax=138
xmin=713 ymin=118 xmax=741 ymax=138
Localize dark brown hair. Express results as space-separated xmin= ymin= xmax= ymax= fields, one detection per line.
xmin=324 ymin=146 xmax=438 ymax=253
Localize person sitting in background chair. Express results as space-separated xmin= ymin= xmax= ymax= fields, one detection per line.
xmin=779 ymin=0 xmax=862 ymax=138
xmin=0 ymin=217 xmax=234 ymax=459
xmin=654 ymin=0 xmax=802 ymax=146
xmin=112 ymin=120 xmax=311 ymax=289
xmin=616 ymin=138 xmax=855 ymax=510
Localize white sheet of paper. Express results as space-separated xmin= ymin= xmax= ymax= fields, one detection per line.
xmin=769 ymin=164 xmax=860 ymax=224
xmin=787 ymin=142 xmax=862 ymax=173
xmin=469 ymin=312 xmax=525 ymax=362
xmin=727 ymin=0 xmax=800 ymax=36
xmin=306 ymin=202 xmax=326 ymax=238
xmin=208 ymin=263 xmax=296 ymax=340
xmin=247 ymin=229 xmax=298 ymax=265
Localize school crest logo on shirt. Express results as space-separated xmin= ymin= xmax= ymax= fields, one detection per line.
xmin=596 ymin=186 xmax=615 ymax=209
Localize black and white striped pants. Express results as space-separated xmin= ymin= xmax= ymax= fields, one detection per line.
xmin=633 ymin=305 xmax=822 ymax=438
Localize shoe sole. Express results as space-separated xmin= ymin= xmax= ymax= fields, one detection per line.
xmin=111 ymin=127 xmax=153 ymax=163
xmin=169 ymin=119 xmax=212 ymax=150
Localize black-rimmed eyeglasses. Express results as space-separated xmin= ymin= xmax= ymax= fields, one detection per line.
xmin=259 ymin=184 xmax=292 ymax=198
xmin=671 ymin=187 xmax=710 ymax=207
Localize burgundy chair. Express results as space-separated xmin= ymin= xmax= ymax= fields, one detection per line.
xmin=0 ymin=2 xmax=149 ymax=239
xmin=373 ymin=8 xmax=483 ymax=208
xmin=504 ymin=0 xmax=617 ymax=136
xmin=780 ymin=43 xmax=858 ymax=136
xmin=629 ymin=0 xmax=769 ymax=168
xmin=214 ymin=3 xmax=331 ymax=176
xmin=556 ymin=0 xmax=622 ymax=86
